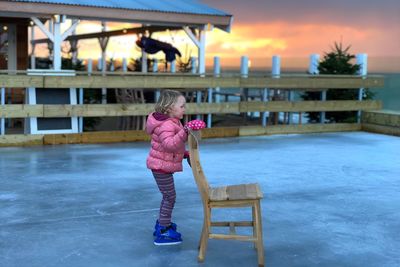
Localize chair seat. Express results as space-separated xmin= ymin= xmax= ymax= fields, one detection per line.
xmin=209 ymin=183 xmax=263 ymax=201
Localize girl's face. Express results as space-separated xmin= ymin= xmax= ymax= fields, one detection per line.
xmin=167 ymin=95 xmax=186 ymax=119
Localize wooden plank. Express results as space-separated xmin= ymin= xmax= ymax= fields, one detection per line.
xmin=0 ymin=75 xmax=43 ymax=88
xmin=211 ymin=221 xmax=253 ymax=227
xmin=239 ymin=123 xmax=362 ymax=136
xmin=0 ymin=104 xmax=43 ymax=118
xmin=243 ymin=76 xmax=384 ymax=89
xmin=43 ymin=75 xmax=240 ymax=89
xmin=362 ymin=110 xmax=400 ymax=127
xmin=209 ymin=233 xmax=255 ymax=241
xmin=0 ymin=134 xmax=43 ymax=147
xmin=0 ymin=124 xmax=365 ymax=147
xmin=43 ymin=104 xmax=155 ymax=117
xmin=201 ymin=127 xmax=239 ymax=138
xmin=186 ymin=102 xmax=239 ymax=114
xmin=43 ymin=130 xmax=151 ymax=145
xmin=0 ymin=74 xmax=384 ymax=89
xmin=0 ymin=101 xmax=381 ymax=118
xmin=362 ymin=123 xmax=400 ymax=137
xmin=240 ymin=100 xmax=382 ymax=112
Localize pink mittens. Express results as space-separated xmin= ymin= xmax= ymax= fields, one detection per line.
xmin=185 ymin=120 xmax=206 ymax=131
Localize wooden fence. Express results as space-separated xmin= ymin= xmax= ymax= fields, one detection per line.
xmin=0 ymin=72 xmax=385 ymax=146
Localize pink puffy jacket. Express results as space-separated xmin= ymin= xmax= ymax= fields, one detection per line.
xmin=146 ymin=112 xmax=188 ymax=173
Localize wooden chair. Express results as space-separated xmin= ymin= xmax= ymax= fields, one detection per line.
xmin=188 ymin=131 xmax=265 ymax=267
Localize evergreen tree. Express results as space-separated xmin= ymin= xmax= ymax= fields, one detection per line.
xmin=302 ymin=42 xmax=374 ymax=123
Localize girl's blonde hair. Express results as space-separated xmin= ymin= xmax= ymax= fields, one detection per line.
xmin=155 ymin=90 xmax=183 ymax=114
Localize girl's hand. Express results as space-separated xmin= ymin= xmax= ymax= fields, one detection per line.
xmin=184 ymin=120 xmax=206 ymax=132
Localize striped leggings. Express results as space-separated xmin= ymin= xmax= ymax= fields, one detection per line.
xmin=152 ymin=171 xmax=176 ymax=227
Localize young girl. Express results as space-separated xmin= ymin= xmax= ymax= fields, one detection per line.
xmin=146 ymin=89 xmax=205 ymax=245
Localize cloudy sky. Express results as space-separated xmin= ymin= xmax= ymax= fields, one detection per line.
xmin=34 ymin=0 xmax=400 ymax=72
xmin=201 ymin=0 xmax=400 ymax=71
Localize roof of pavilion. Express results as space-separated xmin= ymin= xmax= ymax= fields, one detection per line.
xmin=0 ymin=0 xmax=232 ymax=31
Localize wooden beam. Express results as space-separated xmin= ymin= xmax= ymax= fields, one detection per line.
xmin=362 ymin=123 xmax=400 ymax=137
xmin=362 ymin=110 xmax=400 ymax=127
xmin=239 ymin=123 xmax=361 ymax=136
xmin=0 ymin=101 xmax=382 ymax=118
xmin=0 ymin=74 xmax=385 ymax=89
xmin=43 ymin=130 xmax=150 ymax=145
xmin=0 ymin=134 xmax=43 ymax=147
xmin=0 ymin=104 xmax=43 ymax=118
xmin=32 ymin=26 xmax=182 ymax=44
xmin=239 ymin=100 xmax=382 ymax=113
xmin=1 ymin=124 xmax=364 ymax=146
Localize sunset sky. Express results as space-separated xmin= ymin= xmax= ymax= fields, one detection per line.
xmin=33 ymin=0 xmax=400 ymax=72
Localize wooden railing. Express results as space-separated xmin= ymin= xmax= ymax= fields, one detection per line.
xmin=0 ymin=72 xmax=385 ymax=146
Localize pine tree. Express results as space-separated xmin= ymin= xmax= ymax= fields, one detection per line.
xmin=302 ymin=42 xmax=374 ymax=123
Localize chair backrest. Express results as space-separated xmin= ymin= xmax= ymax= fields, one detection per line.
xmin=188 ymin=131 xmax=210 ymax=204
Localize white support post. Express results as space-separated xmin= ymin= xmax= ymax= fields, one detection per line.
xmin=30 ymin=24 xmax=36 ymax=69
xmin=52 ymin=17 xmax=62 ymax=70
xmin=309 ymin=54 xmax=323 ymax=123
xmin=207 ymin=56 xmax=213 ymax=127
xmin=122 ymin=58 xmax=128 ymax=73
xmin=70 ymin=20 xmax=79 ymax=65
xmin=240 ymin=56 xmax=249 ymax=78
xmin=288 ymin=91 xmax=294 ymax=124
xmin=198 ymin=29 xmax=206 ymax=76
xmin=261 ymin=88 xmax=269 ymax=126
xmin=214 ymin=56 xmax=221 ymax=103
xmin=356 ymin=53 xmax=368 ymax=123
xmin=1 ymin=87 xmax=5 ymax=135
xmin=99 ymin=21 xmax=109 ymax=104
xmin=141 ymin=49 xmax=148 ymax=73
xmin=240 ymin=56 xmax=250 ymax=117
xmin=152 ymin=58 xmax=158 ymax=73
xmin=271 ymin=55 xmax=281 ymax=124
xmin=78 ymin=88 xmax=83 ymax=133
xmin=153 ymin=59 xmax=160 ymax=102
xmin=170 ymin=60 xmax=176 ymax=73
xmin=191 ymin=57 xmax=197 ymax=74
xmin=197 ymin=28 xmax=207 ymax=120
xmin=87 ymin=58 xmax=93 ymax=74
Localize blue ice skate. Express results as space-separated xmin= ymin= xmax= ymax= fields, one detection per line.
xmin=153 ymin=220 xmax=178 ymax=236
xmin=154 ymin=225 xmax=182 ymax=246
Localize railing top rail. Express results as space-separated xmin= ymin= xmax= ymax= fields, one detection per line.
xmin=0 ymin=70 xmax=383 ymax=79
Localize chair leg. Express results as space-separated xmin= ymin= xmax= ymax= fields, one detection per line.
xmin=252 ymin=205 xmax=257 ymax=250
xmin=198 ymin=224 xmax=205 ymax=250
xmin=198 ymin=208 xmax=210 ymax=262
xmin=254 ymin=200 xmax=265 ymax=267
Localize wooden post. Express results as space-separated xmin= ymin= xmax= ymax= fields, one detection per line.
xmin=78 ymin=87 xmax=84 ymax=133
xmin=30 ymin=23 xmax=36 ymax=69
xmin=141 ymin=49 xmax=147 ymax=73
xmin=241 ymin=56 xmax=249 ymax=119
xmin=170 ymin=60 xmax=176 ymax=73
xmin=87 ymin=58 xmax=93 ymax=74
xmin=1 ymin=87 xmax=5 ymax=135
xmin=356 ymin=53 xmax=368 ymax=123
xmin=122 ymin=58 xmax=128 ymax=73
xmin=52 ymin=16 xmax=62 ymax=70
xmin=99 ymin=21 xmax=109 ymax=104
xmin=153 ymin=59 xmax=160 ymax=102
xmin=191 ymin=57 xmax=197 ymax=74
xmin=309 ymin=54 xmax=323 ymax=123
xmin=271 ymin=55 xmax=280 ymax=125
xmin=214 ymin=56 xmax=221 ymax=103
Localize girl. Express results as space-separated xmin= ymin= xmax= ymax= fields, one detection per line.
xmin=146 ymin=89 xmax=204 ymax=245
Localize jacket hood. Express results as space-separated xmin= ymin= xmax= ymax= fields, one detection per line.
xmin=146 ymin=112 xmax=176 ymax=134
